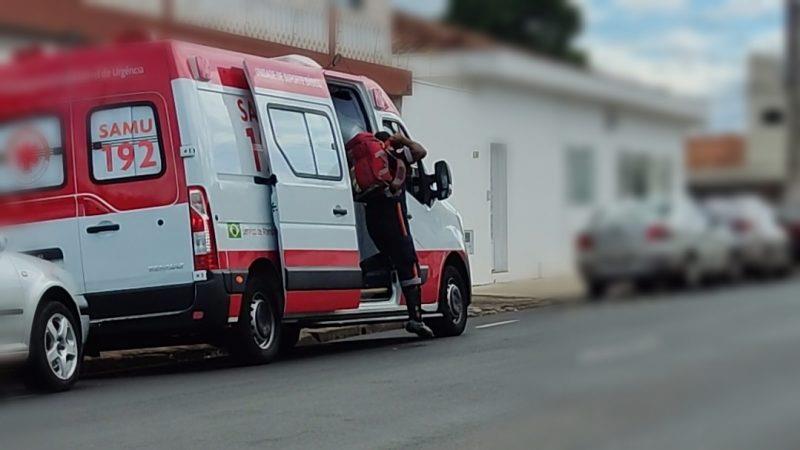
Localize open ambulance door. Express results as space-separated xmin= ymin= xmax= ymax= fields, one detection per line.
xmin=243 ymin=60 xmax=362 ymax=314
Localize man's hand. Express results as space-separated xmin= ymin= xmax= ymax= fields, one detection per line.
xmin=389 ymin=133 xmax=427 ymax=163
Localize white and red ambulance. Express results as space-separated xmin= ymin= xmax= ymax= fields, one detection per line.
xmin=0 ymin=40 xmax=470 ymax=362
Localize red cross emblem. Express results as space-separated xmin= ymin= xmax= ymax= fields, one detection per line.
xmin=6 ymin=127 xmax=52 ymax=184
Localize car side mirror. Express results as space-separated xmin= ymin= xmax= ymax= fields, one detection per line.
xmin=434 ymin=160 xmax=452 ymax=201
xmin=0 ymin=235 xmax=7 ymax=253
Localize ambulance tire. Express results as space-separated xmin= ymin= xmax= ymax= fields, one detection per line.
xmin=430 ymin=265 xmax=469 ymax=338
xmin=230 ymin=276 xmax=282 ymax=365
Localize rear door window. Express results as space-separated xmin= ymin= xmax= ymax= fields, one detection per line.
xmin=88 ymin=103 xmax=164 ymax=183
xmin=268 ymin=107 xmax=342 ymax=180
xmin=198 ymin=90 xmax=265 ymax=177
xmin=0 ymin=116 xmax=65 ymax=193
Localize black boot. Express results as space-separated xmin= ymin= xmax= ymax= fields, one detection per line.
xmin=403 ymin=285 xmax=433 ymax=338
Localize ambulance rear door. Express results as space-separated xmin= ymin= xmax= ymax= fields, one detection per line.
xmin=243 ymin=60 xmax=361 ymax=314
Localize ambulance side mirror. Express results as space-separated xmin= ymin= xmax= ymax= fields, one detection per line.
xmin=434 ymin=160 xmax=452 ymax=201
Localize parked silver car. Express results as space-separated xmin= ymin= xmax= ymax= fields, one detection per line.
xmin=0 ymin=237 xmax=89 ymax=391
xmin=577 ymin=198 xmax=735 ymax=298
xmin=705 ymin=196 xmax=792 ymax=277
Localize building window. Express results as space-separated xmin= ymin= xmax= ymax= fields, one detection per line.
xmin=565 ymin=147 xmax=595 ymax=206
xmin=761 ymin=108 xmax=784 ymax=126
xmin=89 ymin=103 xmax=164 ymax=183
xmin=617 ymin=152 xmax=674 ymax=199
xmin=618 ymin=153 xmax=650 ymax=199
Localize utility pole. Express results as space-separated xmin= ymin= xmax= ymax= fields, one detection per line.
xmin=786 ymin=0 xmax=800 ymax=201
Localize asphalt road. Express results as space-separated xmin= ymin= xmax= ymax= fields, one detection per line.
xmin=4 ymin=279 xmax=800 ymax=449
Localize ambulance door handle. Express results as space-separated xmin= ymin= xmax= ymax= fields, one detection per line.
xmin=87 ymin=223 xmax=120 ymax=234
xmin=333 ymin=206 xmax=348 ymax=217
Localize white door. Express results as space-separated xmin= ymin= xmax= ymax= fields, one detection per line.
xmin=490 ymin=143 xmax=509 ymax=273
xmin=75 ymin=97 xmax=195 ymax=317
xmin=244 ymin=61 xmax=362 ymax=314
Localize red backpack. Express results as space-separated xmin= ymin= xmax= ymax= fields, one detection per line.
xmin=345 ymin=132 xmax=406 ymax=198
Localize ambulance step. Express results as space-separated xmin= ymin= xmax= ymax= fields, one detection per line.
xmin=360 ymin=287 xmax=391 ymax=302
xmin=302 ymin=313 xmax=444 ymax=328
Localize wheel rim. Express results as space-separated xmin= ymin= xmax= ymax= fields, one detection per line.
xmin=249 ymin=292 xmax=276 ymax=350
xmin=44 ymin=313 xmax=78 ymax=381
xmin=446 ymin=278 xmax=464 ymax=325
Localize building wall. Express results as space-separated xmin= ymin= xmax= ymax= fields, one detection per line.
xmin=402 ymin=80 xmax=692 ymax=285
xmin=747 ymin=53 xmax=787 ymax=182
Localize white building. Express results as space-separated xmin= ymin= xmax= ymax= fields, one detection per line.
xmin=396 ymin=49 xmax=704 ymax=285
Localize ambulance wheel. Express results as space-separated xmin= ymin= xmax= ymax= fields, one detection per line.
xmin=26 ymin=301 xmax=82 ymax=392
xmin=230 ymin=276 xmax=282 ymax=365
xmin=430 ymin=265 xmax=469 ymax=338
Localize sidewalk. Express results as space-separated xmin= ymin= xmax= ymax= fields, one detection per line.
xmin=469 ymin=275 xmax=585 ymax=315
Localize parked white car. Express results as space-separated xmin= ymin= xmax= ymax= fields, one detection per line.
xmin=577 ymin=198 xmax=736 ymax=298
xmin=0 ymin=238 xmax=89 ymax=391
xmin=705 ymin=196 xmax=792 ymax=277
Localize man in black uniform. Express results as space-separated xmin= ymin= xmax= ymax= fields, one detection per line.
xmin=366 ymin=131 xmax=433 ymax=338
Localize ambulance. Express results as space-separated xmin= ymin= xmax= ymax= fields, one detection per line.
xmin=0 ymin=40 xmax=470 ymax=363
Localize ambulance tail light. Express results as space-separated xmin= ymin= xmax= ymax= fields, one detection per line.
xmin=189 ymin=187 xmax=219 ymax=271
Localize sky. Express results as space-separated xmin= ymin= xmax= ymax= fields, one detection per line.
xmin=391 ymin=0 xmax=784 ymax=132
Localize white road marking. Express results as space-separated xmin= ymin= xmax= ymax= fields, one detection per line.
xmin=577 ymin=335 xmax=661 ymax=365
xmin=476 ymin=320 xmax=519 ymax=330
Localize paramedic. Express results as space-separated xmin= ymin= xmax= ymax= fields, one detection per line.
xmin=365 ymin=131 xmax=433 ymax=338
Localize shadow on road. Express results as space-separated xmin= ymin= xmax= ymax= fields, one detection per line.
xmin=83 ymin=334 xmax=422 ymax=380
xmin=1 ymin=333 xmax=423 ymax=400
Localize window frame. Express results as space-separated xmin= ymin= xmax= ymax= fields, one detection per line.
xmin=86 ymin=101 xmax=167 ymax=185
xmin=267 ymin=104 xmax=344 ymax=181
xmin=565 ymin=146 xmax=596 ymax=206
xmin=329 ymin=84 xmax=373 ymax=135
xmin=0 ymin=113 xmax=68 ymax=194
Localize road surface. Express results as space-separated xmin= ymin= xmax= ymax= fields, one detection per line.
xmin=4 ymin=279 xmax=800 ymax=449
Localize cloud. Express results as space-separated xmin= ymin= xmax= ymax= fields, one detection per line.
xmin=571 ymin=0 xmax=608 ymax=25
xmin=583 ymin=38 xmax=738 ymax=97
xmin=390 ymin=0 xmax=448 ymax=18
xmin=749 ymin=28 xmax=783 ymax=55
xmin=714 ymin=0 xmax=781 ymax=19
xmin=658 ymin=28 xmax=714 ymax=54
xmin=612 ymin=0 xmax=689 ymax=13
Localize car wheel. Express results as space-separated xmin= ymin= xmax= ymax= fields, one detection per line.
xmin=26 ymin=301 xmax=82 ymax=392
xmin=634 ymin=277 xmax=656 ymax=294
xmin=229 ymin=275 xmax=282 ymax=365
xmin=588 ymin=280 xmax=607 ymax=300
xmin=726 ymin=253 xmax=745 ymax=283
xmin=677 ymin=256 xmax=703 ymax=290
xmin=430 ymin=265 xmax=469 ymax=338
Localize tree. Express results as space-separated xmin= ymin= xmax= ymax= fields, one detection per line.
xmin=445 ymin=0 xmax=586 ymax=65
